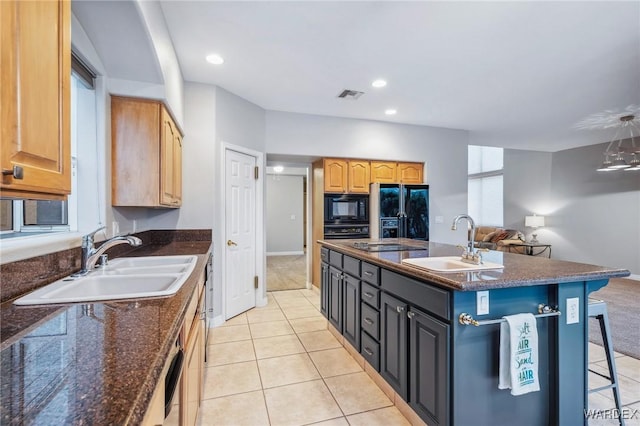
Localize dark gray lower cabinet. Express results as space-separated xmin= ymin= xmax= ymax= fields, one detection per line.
xmin=320 ymin=261 xmax=329 ymax=317
xmin=328 ymin=266 xmax=343 ymax=331
xmin=342 ymin=274 xmax=360 ymax=350
xmin=409 ymin=308 xmax=449 ymax=426
xmin=380 ymin=293 xmax=408 ymax=400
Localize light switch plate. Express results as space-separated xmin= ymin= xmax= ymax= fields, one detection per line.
xmin=112 ymin=221 xmax=119 ymax=236
xmin=567 ymin=297 xmax=579 ymax=324
xmin=477 ymin=291 xmax=489 ymax=315
xmin=435 ymin=216 xmax=444 ymax=224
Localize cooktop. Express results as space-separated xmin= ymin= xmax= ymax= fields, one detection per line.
xmin=352 ymin=242 xmax=427 ymax=252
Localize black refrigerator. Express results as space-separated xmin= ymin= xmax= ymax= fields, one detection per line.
xmin=369 ymin=183 xmax=429 ymax=240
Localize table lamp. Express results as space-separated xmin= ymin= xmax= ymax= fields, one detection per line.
xmin=525 ymin=214 xmax=545 ymax=243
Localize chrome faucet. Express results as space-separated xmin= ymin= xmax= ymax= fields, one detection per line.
xmin=451 ymin=214 xmax=486 ymax=265
xmin=77 ymin=226 xmax=142 ymax=275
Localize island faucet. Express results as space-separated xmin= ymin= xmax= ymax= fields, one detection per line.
xmin=451 ymin=214 xmax=487 ymax=265
xmin=77 ymin=226 xmax=142 ymax=275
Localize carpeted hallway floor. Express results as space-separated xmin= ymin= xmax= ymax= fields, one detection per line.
xmin=267 ymin=255 xmax=307 ymax=291
xmin=589 ymin=277 xmax=639 ymax=359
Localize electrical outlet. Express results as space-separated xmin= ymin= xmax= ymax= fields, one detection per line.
xmin=112 ymin=221 xmax=119 ymax=236
xmin=132 ymin=219 xmax=137 ymax=233
xmin=477 ymin=291 xmax=489 ymax=315
xmin=435 ymin=216 xmax=444 ymax=224
xmin=567 ymin=297 xmax=579 ymax=324
xmin=290 ymin=214 xmax=296 ymax=220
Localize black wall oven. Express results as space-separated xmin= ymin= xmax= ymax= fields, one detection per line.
xmin=324 ymin=194 xmax=369 ymax=239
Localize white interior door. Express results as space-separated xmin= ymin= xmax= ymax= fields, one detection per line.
xmin=225 ymin=149 xmax=257 ymax=319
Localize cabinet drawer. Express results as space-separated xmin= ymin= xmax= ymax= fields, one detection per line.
xmin=320 ymin=247 xmax=329 ymax=263
xmin=343 ymin=255 xmax=360 ymax=278
xmin=329 ymin=251 xmax=343 ymax=268
xmin=361 ymin=331 xmax=380 ymax=371
xmin=360 ymin=282 xmax=380 ymax=308
xmin=361 ymin=262 xmax=380 ymax=286
xmin=361 ymin=303 xmax=380 ymax=340
xmin=381 ymin=269 xmax=450 ymax=321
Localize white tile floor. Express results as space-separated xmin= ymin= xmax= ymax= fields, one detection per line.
xmin=200 ymin=288 xmax=640 ymax=426
xmin=200 ymin=289 xmax=412 ymax=426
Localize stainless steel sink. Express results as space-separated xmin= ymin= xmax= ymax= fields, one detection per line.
xmin=401 ymin=256 xmax=504 ymax=272
xmin=14 ymin=255 xmax=198 ymax=305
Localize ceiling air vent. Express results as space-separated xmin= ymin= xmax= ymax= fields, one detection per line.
xmin=337 ymin=89 xmax=364 ymax=100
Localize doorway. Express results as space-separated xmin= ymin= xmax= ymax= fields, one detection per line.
xmin=265 ymin=166 xmax=309 ymax=291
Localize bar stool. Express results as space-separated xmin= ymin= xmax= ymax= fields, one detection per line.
xmin=588 ymin=298 xmax=625 ymax=426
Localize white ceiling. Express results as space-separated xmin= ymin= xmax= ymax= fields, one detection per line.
xmin=76 ymin=1 xmax=640 ymax=152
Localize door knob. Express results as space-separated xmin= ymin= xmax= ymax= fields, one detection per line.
xmin=2 ymin=165 xmax=24 ymax=180
xmin=227 ymin=240 xmax=238 ymax=246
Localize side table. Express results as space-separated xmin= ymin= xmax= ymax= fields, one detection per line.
xmin=508 ymin=242 xmax=552 ymax=258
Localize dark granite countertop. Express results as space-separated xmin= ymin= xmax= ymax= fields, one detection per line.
xmin=0 ymin=241 xmax=212 ymax=425
xmin=320 ymin=238 xmax=630 ymax=291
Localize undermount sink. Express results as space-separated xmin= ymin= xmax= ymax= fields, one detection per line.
xmin=14 ymin=255 xmax=198 ymax=306
xmin=401 ymin=256 xmax=504 ymax=272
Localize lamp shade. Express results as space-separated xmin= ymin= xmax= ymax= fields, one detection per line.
xmin=525 ymin=215 xmax=545 ymax=228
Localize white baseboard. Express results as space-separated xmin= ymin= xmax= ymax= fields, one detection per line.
xmin=211 ymin=314 xmax=225 ymax=327
xmin=266 ymin=251 xmax=304 ymax=256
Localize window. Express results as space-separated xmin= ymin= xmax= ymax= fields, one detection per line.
xmin=468 ymin=145 xmax=503 ymax=226
xmin=0 ymin=54 xmax=95 ymax=239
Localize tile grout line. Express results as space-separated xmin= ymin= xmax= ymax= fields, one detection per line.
xmin=277 ymin=290 xmax=351 ymax=423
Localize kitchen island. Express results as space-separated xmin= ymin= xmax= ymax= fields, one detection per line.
xmin=318 ymin=238 xmax=630 ymax=426
xmin=0 ymin=237 xmax=211 ymax=425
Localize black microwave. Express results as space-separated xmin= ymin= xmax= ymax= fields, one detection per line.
xmin=324 ymin=194 xmax=369 ymax=224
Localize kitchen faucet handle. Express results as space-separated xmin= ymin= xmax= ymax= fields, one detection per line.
xmin=83 ymin=226 xmax=106 ymax=245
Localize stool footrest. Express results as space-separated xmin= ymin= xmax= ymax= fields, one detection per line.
xmin=588 ymin=383 xmax=618 ymax=394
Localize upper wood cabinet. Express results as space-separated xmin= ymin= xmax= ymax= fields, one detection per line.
xmin=0 ymin=0 xmax=71 ymax=200
xmin=347 ymin=160 xmax=370 ymax=193
xmin=370 ymin=161 xmax=397 ymax=183
xmin=371 ymin=161 xmax=424 ymax=184
xmin=324 ymin=158 xmax=372 ymax=194
xmin=323 ymin=158 xmax=348 ymax=193
xmin=112 ymin=96 xmax=183 ymax=208
xmin=397 ymin=162 xmax=424 ymax=183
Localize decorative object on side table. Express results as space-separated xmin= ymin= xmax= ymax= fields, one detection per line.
xmin=525 ymin=214 xmax=545 ymax=243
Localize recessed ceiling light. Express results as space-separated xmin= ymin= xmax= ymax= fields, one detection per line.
xmin=385 ymin=109 xmax=397 ymax=115
xmin=273 ymin=166 xmax=284 ymax=173
xmin=206 ymin=54 xmax=224 ymax=65
xmin=372 ymin=79 xmax=387 ymax=88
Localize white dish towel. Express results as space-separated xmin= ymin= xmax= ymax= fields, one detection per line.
xmin=498 ymin=313 xmax=540 ymax=396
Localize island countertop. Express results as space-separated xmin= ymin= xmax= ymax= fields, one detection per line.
xmin=319 ymin=238 xmax=630 ymax=291
xmin=0 ymin=240 xmax=211 ymax=425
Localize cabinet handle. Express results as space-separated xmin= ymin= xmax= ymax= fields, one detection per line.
xmin=363 ymin=292 xmax=374 ymax=299
xmin=407 ymin=311 xmax=415 ymax=320
xmin=2 ymin=166 xmax=24 ymax=180
xmin=363 ymin=271 xmax=373 ymax=277
xmin=396 ymin=305 xmax=405 ymax=313
xmin=364 ymin=317 xmax=374 ymax=325
xmin=364 ymin=347 xmax=374 ymax=356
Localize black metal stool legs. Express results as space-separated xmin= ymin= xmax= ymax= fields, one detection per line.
xmin=588 ymin=299 xmax=625 ymax=426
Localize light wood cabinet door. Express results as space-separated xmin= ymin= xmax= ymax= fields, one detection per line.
xmin=160 ymin=108 xmax=182 ymax=206
xmin=0 ymin=0 xmax=71 ymax=200
xmin=324 ymin=158 xmax=348 ymax=193
xmin=397 ymin=162 xmax=423 ymax=183
xmin=370 ymin=161 xmax=397 ymax=183
xmin=348 ymin=160 xmax=370 ymax=193
xmin=112 ymin=96 xmax=182 ymax=208
xmin=183 ymin=319 xmax=202 ymax=426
